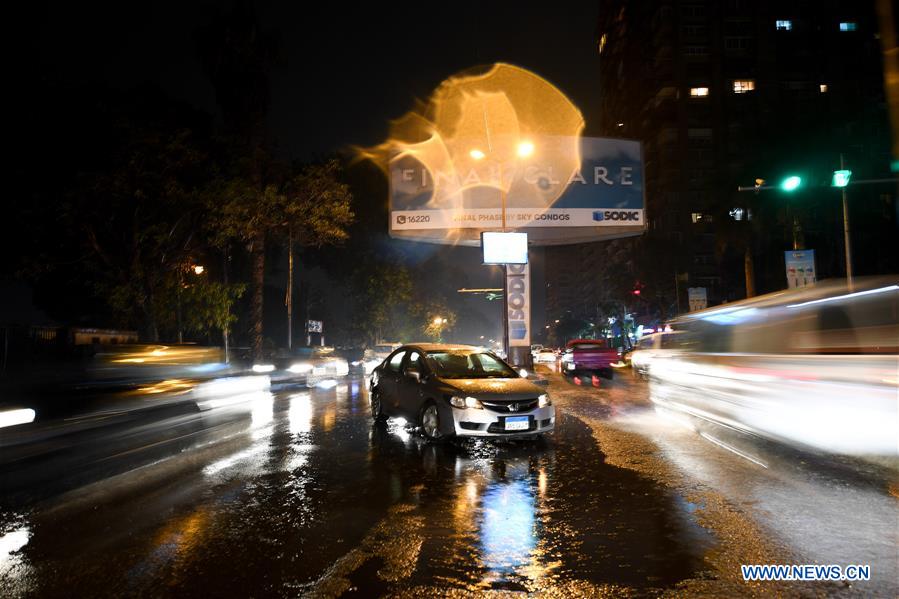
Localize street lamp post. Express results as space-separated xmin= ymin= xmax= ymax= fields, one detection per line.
xmin=471 ymin=141 xmax=534 ymax=364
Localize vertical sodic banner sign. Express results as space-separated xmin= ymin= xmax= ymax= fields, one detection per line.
xmin=506 ymin=263 xmax=530 ymax=347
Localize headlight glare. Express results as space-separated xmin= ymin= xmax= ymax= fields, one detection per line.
xmin=538 ymin=394 xmax=550 ymax=408
xmin=450 ymin=395 xmax=483 ymax=409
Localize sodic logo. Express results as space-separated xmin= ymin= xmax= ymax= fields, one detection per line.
xmin=507 ymin=265 xmax=528 ymax=341
xmin=593 ymin=210 xmax=640 ymax=222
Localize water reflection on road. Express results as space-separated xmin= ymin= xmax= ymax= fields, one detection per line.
xmin=1 ymin=378 xmax=710 ymax=596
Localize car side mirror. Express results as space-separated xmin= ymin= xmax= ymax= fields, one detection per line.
xmin=404 ymin=368 xmax=421 ymax=383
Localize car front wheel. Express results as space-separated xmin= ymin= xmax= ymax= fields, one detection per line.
xmin=370 ymin=389 xmax=387 ymax=423
xmin=420 ymin=402 xmax=447 ymax=442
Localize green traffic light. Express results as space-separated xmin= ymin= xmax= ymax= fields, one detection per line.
xmin=832 ymin=169 xmax=852 ymax=188
xmin=781 ymin=176 xmax=802 ymax=191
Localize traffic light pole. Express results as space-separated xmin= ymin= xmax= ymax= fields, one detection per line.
xmin=840 ymin=155 xmax=854 ymax=290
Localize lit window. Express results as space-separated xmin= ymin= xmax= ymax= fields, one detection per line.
xmin=733 ymin=79 xmax=755 ymax=93
xmin=819 ymin=83 xmax=828 ymax=93
xmin=599 ymin=33 xmax=607 ymax=54
xmin=690 ymin=87 xmax=709 ymax=97
xmin=839 ymin=22 xmax=856 ymax=32
xmin=691 ymin=212 xmax=704 ymax=223
xmin=776 ymin=20 xmax=792 ymax=31
xmin=729 ymin=208 xmax=745 ymax=221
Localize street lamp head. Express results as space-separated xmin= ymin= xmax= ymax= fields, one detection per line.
xmin=516 ymin=141 xmax=534 ymax=158
xmin=433 ymin=317 xmax=443 ymax=325
xmin=192 ymin=265 xmax=205 ymax=275
xmin=469 ymin=149 xmax=485 ymax=161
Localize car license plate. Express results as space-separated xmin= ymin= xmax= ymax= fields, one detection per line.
xmin=505 ymin=416 xmax=529 ymax=431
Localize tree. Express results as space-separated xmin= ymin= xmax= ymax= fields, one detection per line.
xmin=64 ymin=124 xmax=210 ymax=341
xmin=196 ymin=3 xmax=279 ymax=358
xmin=280 ymin=159 xmax=355 ymax=348
xmin=349 ymin=262 xmax=414 ymax=346
xmin=207 ymin=160 xmax=354 ymax=358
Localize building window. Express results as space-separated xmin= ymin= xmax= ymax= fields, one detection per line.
xmin=690 ymin=87 xmax=710 ymax=97
xmin=783 ymin=81 xmax=808 ymax=91
xmin=683 ymin=24 xmax=708 ymax=37
xmin=839 ymin=22 xmax=857 ymax=32
xmin=819 ymin=83 xmax=828 ymax=93
xmin=775 ymin=20 xmax=792 ymax=31
xmin=691 ymin=212 xmax=704 ymax=223
xmin=725 ymin=37 xmax=751 ymax=52
xmin=729 ymin=208 xmax=745 ymax=221
xmin=733 ymin=79 xmax=755 ymax=93
xmin=598 ymin=33 xmax=607 ymax=54
xmin=685 ymin=45 xmax=710 ymax=56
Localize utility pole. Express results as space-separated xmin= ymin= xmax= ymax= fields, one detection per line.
xmin=286 ymin=227 xmax=294 ymax=350
xmin=840 ymin=154 xmax=854 ymax=290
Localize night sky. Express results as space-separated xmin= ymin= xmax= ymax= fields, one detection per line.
xmin=19 ymin=1 xmax=605 ymax=344
xmin=26 ymin=1 xmax=603 ymax=158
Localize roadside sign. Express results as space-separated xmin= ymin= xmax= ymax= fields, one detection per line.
xmin=687 ymin=287 xmax=708 ymax=312
xmin=506 ymin=263 xmax=530 ymax=347
xmin=306 ymin=320 xmax=323 ymax=333
xmin=785 ymin=250 xmax=816 ymax=288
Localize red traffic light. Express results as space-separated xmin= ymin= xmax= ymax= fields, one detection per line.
xmin=632 ymin=289 xmax=641 ymax=295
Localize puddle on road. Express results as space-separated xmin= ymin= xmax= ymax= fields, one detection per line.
xmin=364 ymin=410 xmax=713 ymax=594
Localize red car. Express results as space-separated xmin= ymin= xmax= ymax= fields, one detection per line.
xmin=560 ymin=339 xmax=619 ymax=378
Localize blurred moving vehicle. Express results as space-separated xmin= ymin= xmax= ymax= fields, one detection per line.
xmin=630 ymin=332 xmax=682 ymax=379
xmin=356 ymin=342 xmax=402 ymax=374
xmin=533 ymin=348 xmax=558 ymax=364
xmin=643 ymin=277 xmax=898 ymax=457
xmin=369 ymin=344 xmax=554 ymax=441
xmin=259 ymin=346 xmax=349 ymax=387
xmin=560 ymin=339 xmax=618 ymax=378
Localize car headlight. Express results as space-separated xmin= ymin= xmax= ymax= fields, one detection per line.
xmin=449 ymin=395 xmax=483 ymax=409
xmin=288 ymin=362 xmax=313 ymax=374
xmin=252 ymin=364 xmax=275 ymax=373
xmin=538 ymin=394 xmax=551 ymax=408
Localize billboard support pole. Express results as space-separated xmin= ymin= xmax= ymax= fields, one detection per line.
xmin=501 ymin=185 xmax=510 ymax=361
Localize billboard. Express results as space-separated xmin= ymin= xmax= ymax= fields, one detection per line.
xmin=785 ymin=250 xmax=817 ymax=289
xmin=687 ymin=287 xmax=708 ymax=312
xmin=389 ymin=135 xmax=645 ymax=246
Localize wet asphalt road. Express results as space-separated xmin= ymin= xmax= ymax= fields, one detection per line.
xmin=1 ymin=369 xmax=897 ymax=597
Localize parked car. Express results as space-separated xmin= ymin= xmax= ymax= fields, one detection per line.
xmin=560 ymin=339 xmax=618 ymax=378
xmin=369 ymin=344 xmax=554 ymax=441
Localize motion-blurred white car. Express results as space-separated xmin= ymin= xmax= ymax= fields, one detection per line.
xmin=533 ymin=349 xmax=558 ymax=364
xmin=645 ymin=277 xmax=898 ymax=457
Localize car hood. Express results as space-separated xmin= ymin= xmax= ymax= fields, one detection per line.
xmin=437 ymin=377 xmax=544 ymax=400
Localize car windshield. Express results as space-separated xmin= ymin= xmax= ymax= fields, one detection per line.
xmin=426 ymin=351 xmax=519 ymax=379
